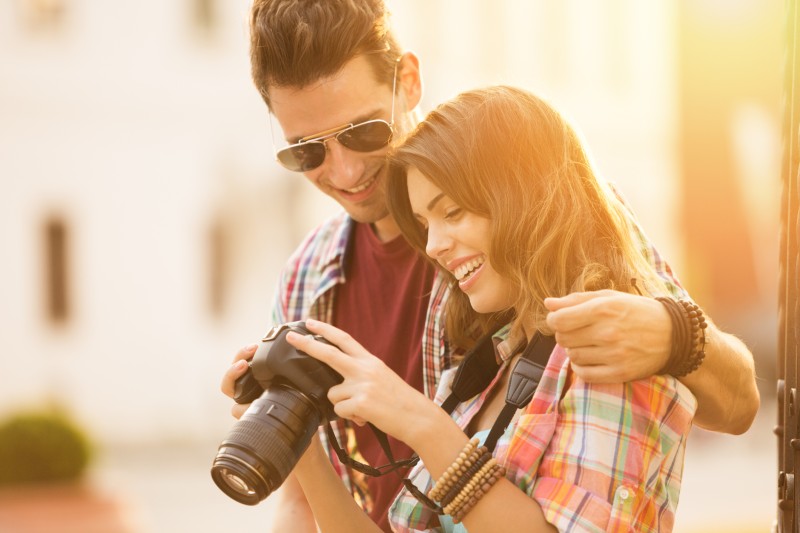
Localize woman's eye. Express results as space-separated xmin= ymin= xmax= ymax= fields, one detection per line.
xmin=444 ymin=207 xmax=463 ymax=220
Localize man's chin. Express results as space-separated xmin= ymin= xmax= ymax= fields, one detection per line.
xmin=344 ymin=205 xmax=390 ymax=225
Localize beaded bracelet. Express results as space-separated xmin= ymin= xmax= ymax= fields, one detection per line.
xmin=440 ymin=450 xmax=492 ymax=508
xmin=435 ymin=445 xmax=486 ymax=501
xmin=428 ymin=439 xmax=480 ymax=501
xmin=656 ymin=297 xmax=708 ymax=377
xmin=443 ymin=457 xmax=499 ymax=515
xmin=450 ymin=464 xmax=506 ymax=523
xmin=675 ymin=299 xmax=707 ymax=375
xmin=426 ymin=440 xmax=507 ymax=524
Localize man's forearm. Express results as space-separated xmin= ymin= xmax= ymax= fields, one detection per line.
xmin=679 ymin=322 xmax=760 ymax=434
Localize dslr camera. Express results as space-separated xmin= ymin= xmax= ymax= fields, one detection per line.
xmin=210 ymin=321 xmax=341 ymax=505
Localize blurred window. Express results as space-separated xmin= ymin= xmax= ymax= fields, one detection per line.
xmin=19 ymin=0 xmax=66 ymax=32
xmin=43 ymin=216 xmax=70 ymax=323
xmin=193 ymin=0 xmax=217 ymax=36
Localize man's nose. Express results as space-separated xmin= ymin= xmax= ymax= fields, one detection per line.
xmin=322 ymin=138 xmax=364 ymax=188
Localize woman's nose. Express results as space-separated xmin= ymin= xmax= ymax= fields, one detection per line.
xmin=425 ymin=223 xmax=451 ymax=259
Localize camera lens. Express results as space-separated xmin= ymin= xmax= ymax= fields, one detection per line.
xmin=211 ymin=384 xmax=322 ymax=505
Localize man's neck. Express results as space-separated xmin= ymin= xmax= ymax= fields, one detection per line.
xmin=371 ymin=215 xmax=402 ymax=243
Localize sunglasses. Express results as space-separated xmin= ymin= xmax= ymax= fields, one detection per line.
xmin=271 ymin=60 xmax=399 ymax=173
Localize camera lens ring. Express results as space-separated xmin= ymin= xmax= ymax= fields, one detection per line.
xmin=211 ymin=384 xmax=323 ymax=505
xmin=211 ymin=451 xmax=270 ymax=505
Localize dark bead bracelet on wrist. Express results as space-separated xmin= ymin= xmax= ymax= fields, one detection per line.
xmin=655 ymin=297 xmax=707 ymax=377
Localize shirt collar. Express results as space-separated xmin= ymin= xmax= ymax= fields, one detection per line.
xmin=492 ymin=323 xmax=527 ymax=364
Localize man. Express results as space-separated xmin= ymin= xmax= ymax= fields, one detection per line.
xmin=221 ymin=1 xmax=760 ymax=531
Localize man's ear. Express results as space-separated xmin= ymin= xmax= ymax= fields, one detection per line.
xmin=397 ymin=51 xmax=422 ymax=111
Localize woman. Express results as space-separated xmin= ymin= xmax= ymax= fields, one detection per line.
xmin=285 ymin=86 xmax=696 ymax=532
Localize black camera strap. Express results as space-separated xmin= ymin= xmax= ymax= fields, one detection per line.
xmin=483 ymin=332 xmax=555 ymax=452
xmin=325 ymin=329 xmax=556 ymax=479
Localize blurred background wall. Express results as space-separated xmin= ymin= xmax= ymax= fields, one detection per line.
xmin=0 ymin=0 xmax=781 ymax=531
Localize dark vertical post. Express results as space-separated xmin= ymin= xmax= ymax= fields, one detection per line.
xmin=778 ymin=0 xmax=800 ymax=530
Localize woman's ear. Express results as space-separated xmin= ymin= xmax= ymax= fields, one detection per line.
xmin=397 ymin=51 xmax=422 ymax=111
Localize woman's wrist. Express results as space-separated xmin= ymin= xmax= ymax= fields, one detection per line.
xmin=293 ymin=434 xmax=327 ymax=484
xmin=402 ymin=398 xmax=467 ymax=461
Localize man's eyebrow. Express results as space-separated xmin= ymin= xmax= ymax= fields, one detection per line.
xmin=427 ymin=192 xmax=446 ymax=212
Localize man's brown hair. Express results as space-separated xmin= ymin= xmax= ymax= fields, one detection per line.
xmin=250 ymin=0 xmax=401 ymax=106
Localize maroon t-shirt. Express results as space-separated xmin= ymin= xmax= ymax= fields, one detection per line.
xmin=332 ymin=222 xmax=435 ymax=532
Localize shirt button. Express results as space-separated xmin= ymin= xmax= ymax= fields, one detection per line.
xmin=618 ymin=488 xmax=631 ymax=500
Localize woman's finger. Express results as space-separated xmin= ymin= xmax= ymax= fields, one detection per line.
xmin=327 ymin=382 xmax=353 ymax=405
xmin=303 ymin=319 xmax=370 ymax=358
xmin=286 ymin=330 xmax=355 ymax=375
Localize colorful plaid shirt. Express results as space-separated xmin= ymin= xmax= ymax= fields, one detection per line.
xmin=388 ymin=338 xmax=697 ymax=533
xmin=269 ymin=184 xmax=687 ymax=516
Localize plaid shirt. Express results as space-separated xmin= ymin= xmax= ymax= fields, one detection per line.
xmin=270 ymin=212 xmax=453 ymax=497
xmin=389 ymin=339 xmax=697 ymax=533
xmin=270 ymin=184 xmax=687 ymax=519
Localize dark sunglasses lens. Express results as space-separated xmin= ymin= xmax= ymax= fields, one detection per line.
xmin=277 ymin=142 xmax=326 ymax=172
xmin=337 ymin=121 xmax=392 ymax=152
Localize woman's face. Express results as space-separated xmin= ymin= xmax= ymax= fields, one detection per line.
xmin=406 ymin=167 xmax=516 ymax=314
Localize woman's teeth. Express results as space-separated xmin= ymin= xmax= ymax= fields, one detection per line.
xmin=454 ymin=257 xmax=485 ymax=281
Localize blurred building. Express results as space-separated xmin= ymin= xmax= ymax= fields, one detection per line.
xmin=676 ymin=1 xmax=781 ymax=384
xmin=0 ymin=0 xmax=311 ymax=445
xmin=0 ymin=0 xmax=780 ymax=447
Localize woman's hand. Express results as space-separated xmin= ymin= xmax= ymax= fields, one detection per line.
xmin=285 ymin=319 xmax=436 ymax=442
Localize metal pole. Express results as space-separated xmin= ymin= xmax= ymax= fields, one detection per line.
xmin=778 ymin=0 xmax=800 ymax=530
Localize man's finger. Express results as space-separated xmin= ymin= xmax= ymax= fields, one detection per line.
xmin=231 ymin=344 xmax=258 ymax=364
xmin=547 ymin=297 xmax=607 ymax=332
xmin=561 ymin=344 xmax=608 ymax=366
xmin=221 ymin=359 xmax=250 ymax=398
xmin=569 ymin=362 xmax=628 ymax=384
xmin=544 ymin=290 xmax=613 ymax=312
xmin=231 ymin=403 xmax=249 ymax=420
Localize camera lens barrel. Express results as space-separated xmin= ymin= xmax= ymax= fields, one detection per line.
xmin=211 ymin=384 xmax=322 ymax=505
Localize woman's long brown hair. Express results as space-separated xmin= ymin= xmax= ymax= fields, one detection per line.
xmin=388 ymin=86 xmax=668 ymax=352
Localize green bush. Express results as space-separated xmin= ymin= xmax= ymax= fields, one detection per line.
xmin=0 ymin=411 xmax=92 ymax=485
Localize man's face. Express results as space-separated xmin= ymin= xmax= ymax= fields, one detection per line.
xmin=269 ymin=55 xmax=396 ymax=226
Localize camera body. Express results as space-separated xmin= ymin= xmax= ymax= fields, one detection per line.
xmin=231 ymin=321 xmax=341 ymax=414
xmin=211 ymin=321 xmax=341 ymax=505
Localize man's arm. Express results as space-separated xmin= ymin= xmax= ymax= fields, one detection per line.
xmin=678 ymin=321 xmax=759 ymax=434
xmin=544 ymin=290 xmax=760 ymax=434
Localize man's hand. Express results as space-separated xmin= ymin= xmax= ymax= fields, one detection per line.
xmin=544 ymin=290 xmax=672 ymax=383
xmin=220 ymin=344 xmax=258 ymax=419
xmin=545 ymin=289 xmax=760 ymax=433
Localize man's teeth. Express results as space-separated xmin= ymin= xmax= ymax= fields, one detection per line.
xmin=344 ymin=175 xmax=376 ymax=194
xmin=454 ymin=257 xmax=485 ymax=281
